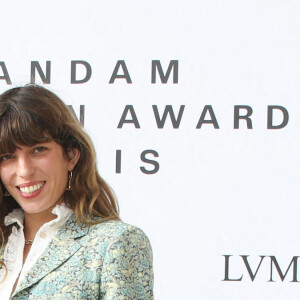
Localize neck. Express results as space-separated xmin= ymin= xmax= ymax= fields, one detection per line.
xmin=23 ymin=206 xmax=58 ymax=241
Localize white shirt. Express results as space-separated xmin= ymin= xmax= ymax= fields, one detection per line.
xmin=0 ymin=203 xmax=73 ymax=300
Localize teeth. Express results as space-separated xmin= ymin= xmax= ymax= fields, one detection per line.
xmin=20 ymin=183 xmax=44 ymax=194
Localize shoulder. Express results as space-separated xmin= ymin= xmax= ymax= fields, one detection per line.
xmin=62 ymin=216 xmax=153 ymax=267
xmin=88 ymin=219 xmax=152 ymax=251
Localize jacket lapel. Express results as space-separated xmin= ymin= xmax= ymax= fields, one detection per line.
xmin=14 ymin=215 xmax=89 ymax=294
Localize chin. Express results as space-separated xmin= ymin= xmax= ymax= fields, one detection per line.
xmin=20 ymin=203 xmax=55 ymax=215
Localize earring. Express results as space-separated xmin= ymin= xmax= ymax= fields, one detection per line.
xmin=3 ymin=190 xmax=10 ymax=197
xmin=66 ymin=171 xmax=73 ymax=191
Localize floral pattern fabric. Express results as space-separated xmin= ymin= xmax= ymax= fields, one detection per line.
xmin=0 ymin=215 xmax=154 ymax=300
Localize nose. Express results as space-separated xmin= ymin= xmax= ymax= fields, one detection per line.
xmin=16 ymin=155 xmax=35 ymax=179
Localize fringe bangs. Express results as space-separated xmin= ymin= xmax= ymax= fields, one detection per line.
xmin=0 ymin=104 xmax=51 ymax=154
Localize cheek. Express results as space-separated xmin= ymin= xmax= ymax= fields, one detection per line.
xmin=0 ymin=166 xmax=10 ymax=187
xmin=44 ymin=160 xmax=69 ymax=183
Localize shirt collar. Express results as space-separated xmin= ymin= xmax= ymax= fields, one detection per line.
xmin=4 ymin=203 xmax=73 ymax=229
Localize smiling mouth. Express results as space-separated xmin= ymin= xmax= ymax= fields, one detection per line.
xmin=18 ymin=182 xmax=45 ymax=194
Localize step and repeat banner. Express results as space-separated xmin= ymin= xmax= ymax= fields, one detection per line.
xmin=1 ymin=1 xmax=299 ymax=299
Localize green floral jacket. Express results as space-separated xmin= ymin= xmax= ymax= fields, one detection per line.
xmin=1 ymin=215 xmax=154 ymax=299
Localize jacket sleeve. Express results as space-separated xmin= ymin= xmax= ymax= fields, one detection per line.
xmin=100 ymin=226 xmax=154 ymax=300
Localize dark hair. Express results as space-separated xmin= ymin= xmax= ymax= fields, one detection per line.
xmin=0 ymin=84 xmax=120 ymax=246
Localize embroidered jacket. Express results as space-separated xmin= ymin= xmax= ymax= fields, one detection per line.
xmin=0 ymin=215 xmax=154 ymax=299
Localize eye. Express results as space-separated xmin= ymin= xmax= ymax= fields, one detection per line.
xmin=34 ymin=146 xmax=48 ymax=153
xmin=0 ymin=154 xmax=12 ymax=162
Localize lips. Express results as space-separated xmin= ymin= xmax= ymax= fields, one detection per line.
xmin=17 ymin=181 xmax=46 ymax=199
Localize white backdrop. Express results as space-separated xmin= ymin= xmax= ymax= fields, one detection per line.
xmin=0 ymin=1 xmax=300 ymax=299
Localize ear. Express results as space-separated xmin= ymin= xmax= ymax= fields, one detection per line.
xmin=67 ymin=148 xmax=81 ymax=171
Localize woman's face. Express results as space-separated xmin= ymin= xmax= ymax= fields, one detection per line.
xmin=0 ymin=141 xmax=80 ymax=215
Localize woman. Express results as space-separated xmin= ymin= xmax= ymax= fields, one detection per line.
xmin=0 ymin=85 xmax=153 ymax=299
